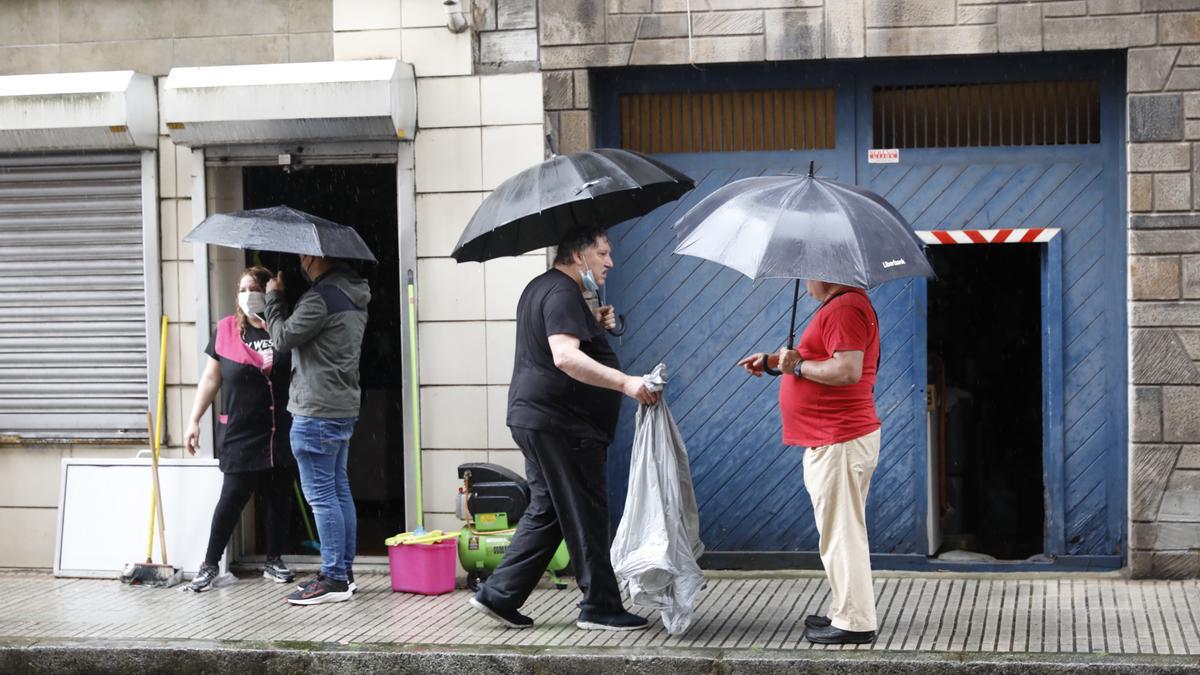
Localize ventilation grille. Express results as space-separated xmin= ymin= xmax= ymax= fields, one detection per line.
xmin=872 ymin=80 xmax=1101 ymax=149
xmin=619 ymin=88 xmax=836 ymax=154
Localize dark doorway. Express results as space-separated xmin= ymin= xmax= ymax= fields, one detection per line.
xmin=242 ymin=163 xmax=404 ymax=558
xmin=927 ymin=244 xmax=1043 ymax=560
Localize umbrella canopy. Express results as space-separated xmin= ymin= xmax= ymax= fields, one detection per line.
xmin=183 ymin=205 xmax=377 ymax=262
xmin=452 ymin=148 xmax=694 ymax=263
xmin=672 ymin=172 xmax=932 ymax=289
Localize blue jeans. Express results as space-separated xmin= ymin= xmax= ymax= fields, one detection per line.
xmin=291 ymin=415 xmax=358 ymax=581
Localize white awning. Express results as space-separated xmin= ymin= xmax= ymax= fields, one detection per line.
xmin=162 ymin=59 xmax=415 ymax=147
xmin=0 ymin=71 xmax=157 ymax=151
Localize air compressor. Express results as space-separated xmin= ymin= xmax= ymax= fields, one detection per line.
xmin=456 ymin=463 xmax=570 ymax=591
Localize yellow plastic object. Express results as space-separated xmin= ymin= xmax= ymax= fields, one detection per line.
xmin=385 ymin=529 xmax=459 ymax=547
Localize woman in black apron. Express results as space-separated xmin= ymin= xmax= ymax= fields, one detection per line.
xmin=183 ymin=266 xmax=295 ymax=592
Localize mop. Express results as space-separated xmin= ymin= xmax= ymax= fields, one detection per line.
xmin=380 ymin=274 xmax=439 ymax=554
xmin=385 ymin=273 xmax=435 ymax=545
xmin=121 ymin=316 xmax=182 ymax=587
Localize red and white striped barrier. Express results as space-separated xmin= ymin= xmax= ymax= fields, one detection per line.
xmin=916 ymin=228 xmax=1060 ymax=245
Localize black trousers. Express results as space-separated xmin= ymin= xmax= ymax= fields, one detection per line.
xmin=204 ymin=466 xmax=294 ymax=565
xmin=477 ymin=427 xmax=623 ymax=613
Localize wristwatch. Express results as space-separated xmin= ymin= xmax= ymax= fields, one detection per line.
xmin=792 ymin=357 xmax=805 ymax=378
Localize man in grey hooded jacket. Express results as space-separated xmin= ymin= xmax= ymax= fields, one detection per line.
xmin=264 ymin=254 xmax=370 ymax=605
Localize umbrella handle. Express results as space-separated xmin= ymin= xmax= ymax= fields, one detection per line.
xmin=762 ymin=354 xmax=782 ymax=377
xmin=607 ymin=313 xmax=627 ymax=337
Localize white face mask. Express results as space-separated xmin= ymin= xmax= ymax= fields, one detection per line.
xmin=238 ymin=291 xmax=267 ymax=318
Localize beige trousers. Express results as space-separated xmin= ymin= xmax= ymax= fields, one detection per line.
xmin=802 ymin=428 xmax=881 ymax=632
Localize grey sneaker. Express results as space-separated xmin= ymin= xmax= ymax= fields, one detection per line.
xmin=186 ymin=563 xmax=219 ymax=593
xmin=287 ymin=576 xmax=352 ymax=605
xmin=297 ymin=571 xmax=356 ymax=593
xmin=263 ymin=557 xmax=295 ymax=583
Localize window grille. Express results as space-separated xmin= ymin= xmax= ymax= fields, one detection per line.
xmin=619 ymin=88 xmax=836 ymax=153
xmin=872 ymin=80 xmax=1101 ymax=149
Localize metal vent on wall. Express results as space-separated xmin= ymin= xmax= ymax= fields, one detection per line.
xmin=0 ymin=152 xmax=149 ymax=441
xmin=620 ymin=88 xmax=836 ymax=154
xmin=873 ymin=80 xmax=1101 ymax=149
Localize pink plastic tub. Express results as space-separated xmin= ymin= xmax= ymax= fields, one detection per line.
xmin=388 ymin=539 xmax=457 ymax=595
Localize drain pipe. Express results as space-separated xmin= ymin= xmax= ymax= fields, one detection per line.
xmin=444 ymin=0 xmax=470 ymax=33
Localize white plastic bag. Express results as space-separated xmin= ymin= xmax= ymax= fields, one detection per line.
xmin=610 ymin=363 xmax=704 ymax=635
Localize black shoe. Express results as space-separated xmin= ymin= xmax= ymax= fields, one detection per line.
xmin=262 ymin=558 xmax=295 ymax=583
xmin=805 ymin=624 xmax=876 ymax=644
xmin=297 ymin=571 xmax=356 ymax=593
xmin=468 ymin=596 xmax=533 ymax=629
xmin=296 ymin=573 xmax=322 ymax=591
xmin=287 ymin=576 xmax=351 ymax=605
xmin=576 ymin=608 xmax=649 ymax=631
xmin=805 ymin=614 xmax=831 ymax=629
xmin=186 ymin=563 xmax=219 ymax=592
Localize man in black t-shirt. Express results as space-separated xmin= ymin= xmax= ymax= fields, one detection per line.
xmin=469 ymin=228 xmax=660 ymax=632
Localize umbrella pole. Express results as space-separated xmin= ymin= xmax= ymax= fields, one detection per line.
xmin=787 ymin=279 xmax=800 ymax=348
xmin=764 ymin=279 xmax=802 ymax=378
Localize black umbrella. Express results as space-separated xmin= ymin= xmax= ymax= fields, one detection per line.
xmin=451 ymin=148 xmax=694 ymax=263
xmin=672 ymin=163 xmax=933 ymax=375
xmin=183 ymin=205 xmax=377 ymax=262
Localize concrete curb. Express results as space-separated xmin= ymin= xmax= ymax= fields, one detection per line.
xmin=2 ymin=638 xmax=1198 ymax=674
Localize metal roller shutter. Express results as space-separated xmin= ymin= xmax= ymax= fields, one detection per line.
xmin=0 ymin=152 xmax=148 ymax=441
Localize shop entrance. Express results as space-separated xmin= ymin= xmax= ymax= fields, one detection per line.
xmin=926 ymin=243 xmax=1044 ymax=561
xmin=241 ymin=164 xmax=404 ymax=558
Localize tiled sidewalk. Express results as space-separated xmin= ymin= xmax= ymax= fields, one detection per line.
xmin=2 ymin=571 xmax=1198 ymax=656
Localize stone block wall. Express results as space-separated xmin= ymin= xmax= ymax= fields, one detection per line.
xmin=531 ymin=0 xmax=1200 ymax=577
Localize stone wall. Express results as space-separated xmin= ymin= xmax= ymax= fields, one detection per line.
xmin=533 ymin=0 xmax=1200 ymax=578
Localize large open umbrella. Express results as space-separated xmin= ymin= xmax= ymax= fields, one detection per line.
xmin=451 ymin=148 xmax=694 ymax=263
xmin=183 ymin=205 xmax=377 ymax=262
xmin=672 ymin=163 xmax=933 ymax=375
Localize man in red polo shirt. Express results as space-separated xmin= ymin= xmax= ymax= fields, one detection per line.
xmin=738 ymin=279 xmax=881 ymax=645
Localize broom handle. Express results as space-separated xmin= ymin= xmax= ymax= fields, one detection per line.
xmin=145 ymin=412 xmax=157 ymax=561
xmin=154 ymin=315 xmax=169 ymax=564
xmin=149 ymin=412 xmax=168 ymax=565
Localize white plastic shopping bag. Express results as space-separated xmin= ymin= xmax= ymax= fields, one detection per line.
xmin=610 ymin=363 xmax=704 ymax=635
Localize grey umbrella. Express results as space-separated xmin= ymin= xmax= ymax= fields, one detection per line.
xmin=183 ymin=205 xmax=377 ymax=262
xmin=672 ymin=163 xmax=933 ymax=375
xmin=451 ymin=148 xmax=694 ymax=263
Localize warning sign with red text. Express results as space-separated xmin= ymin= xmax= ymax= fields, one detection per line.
xmin=868 ymin=148 xmax=899 ymax=164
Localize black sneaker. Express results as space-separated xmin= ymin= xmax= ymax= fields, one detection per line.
xmin=576 ymin=608 xmax=649 ymax=631
xmin=263 ymin=558 xmax=295 ymax=583
xmin=468 ymin=596 xmax=533 ymax=629
xmin=297 ymin=571 xmax=356 ymax=593
xmin=286 ymin=576 xmax=352 ymax=605
xmin=295 ymin=574 xmax=321 ymax=591
xmin=186 ymin=563 xmax=219 ymax=593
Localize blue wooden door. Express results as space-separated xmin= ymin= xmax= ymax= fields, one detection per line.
xmin=596 ymin=55 xmax=1125 ymax=562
